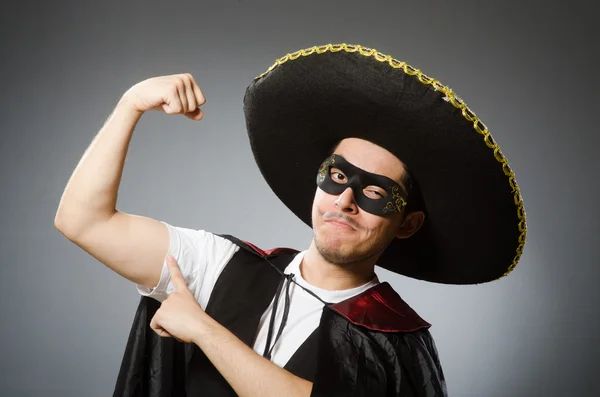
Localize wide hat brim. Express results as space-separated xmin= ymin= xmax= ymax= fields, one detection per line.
xmin=243 ymin=44 xmax=527 ymax=285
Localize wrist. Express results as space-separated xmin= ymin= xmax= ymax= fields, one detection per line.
xmin=117 ymin=92 xmax=145 ymax=118
xmin=192 ymin=310 xmax=213 ymax=345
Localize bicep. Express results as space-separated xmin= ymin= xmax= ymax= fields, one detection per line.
xmin=73 ymin=211 xmax=170 ymax=289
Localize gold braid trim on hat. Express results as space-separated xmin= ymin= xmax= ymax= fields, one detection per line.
xmin=255 ymin=43 xmax=527 ymax=280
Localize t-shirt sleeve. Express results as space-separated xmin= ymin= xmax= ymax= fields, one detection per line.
xmin=135 ymin=221 xmax=239 ymax=309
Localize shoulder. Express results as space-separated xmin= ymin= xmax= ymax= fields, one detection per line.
xmin=329 ymin=282 xmax=431 ymax=333
xmin=162 ymin=222 xmax=239 ymax=251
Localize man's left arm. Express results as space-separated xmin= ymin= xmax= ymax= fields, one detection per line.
xmin=149 ymin=254 xmax=313 ymax=397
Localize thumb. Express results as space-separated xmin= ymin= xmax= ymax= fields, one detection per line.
xmin=185 ymin=108 xmax=203 ymax=121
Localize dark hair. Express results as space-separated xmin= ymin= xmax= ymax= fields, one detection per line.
xmin=400 ymin=168 xmax=425 ymax=215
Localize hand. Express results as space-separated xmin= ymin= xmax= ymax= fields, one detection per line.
xmin=122 ymin=73 xmax=206 ymax=120
xmin=149 ymin=254 xmax=206 ymax=343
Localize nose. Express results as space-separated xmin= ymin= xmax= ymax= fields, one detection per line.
xmin=334 ymin=187 xmax=359 ymax=214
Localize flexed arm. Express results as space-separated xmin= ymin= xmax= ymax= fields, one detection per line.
xmin=54 ymin=74 xmax=206 ymax=289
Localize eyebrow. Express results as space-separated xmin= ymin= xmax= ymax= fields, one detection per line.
xmin=331 ymin=161 xmax=407 ymax=194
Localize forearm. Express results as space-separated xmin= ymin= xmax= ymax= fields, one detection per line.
xmin=55 ymin=95 xmax=143 ymax=238
xmin=193 ymin=312 xmax=313 ymax=397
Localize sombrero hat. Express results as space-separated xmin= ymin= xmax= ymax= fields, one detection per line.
xmin=243 ymin=44 xmax=527 ymax=285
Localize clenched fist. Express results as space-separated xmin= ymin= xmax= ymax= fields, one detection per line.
xmin=123 ymin=73 xmax=206 ymax=120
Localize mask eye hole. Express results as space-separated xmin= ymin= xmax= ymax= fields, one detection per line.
xmin=363 ymin=186 xmax=387 ymax=200
xmin=330 ymin=167 xmax=347 ymax=184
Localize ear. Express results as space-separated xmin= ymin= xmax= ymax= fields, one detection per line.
xmin=395 ymin=211 xmax=425 ymax=239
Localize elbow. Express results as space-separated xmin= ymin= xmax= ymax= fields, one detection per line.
xmin=54 ymin=212 xmax=80 ymax=241
xmin=54 ymin=207 xmax=93 ymax=241
xmin=54 ymin=207 xmax=116 ymax=241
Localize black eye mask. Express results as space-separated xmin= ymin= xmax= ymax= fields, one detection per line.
xmin=316 ymin=154 xmax=408 ymax=216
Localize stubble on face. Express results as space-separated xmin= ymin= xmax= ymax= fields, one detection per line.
xmin=312 ymin=208 xmax=397 ymax=267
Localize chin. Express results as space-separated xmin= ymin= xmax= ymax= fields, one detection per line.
xmin=314 ymin=229 xmax=369 ymax=266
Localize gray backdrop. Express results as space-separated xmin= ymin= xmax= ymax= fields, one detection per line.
xmin=1 ymin=0 xmax=598 ymax=396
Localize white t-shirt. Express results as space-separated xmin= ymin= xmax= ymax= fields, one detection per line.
xmin=137 ymin=222 xmax=380 ymax=368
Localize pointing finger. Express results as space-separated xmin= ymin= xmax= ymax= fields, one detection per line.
xmin=166 ymin=254 xmax=187 ymax=291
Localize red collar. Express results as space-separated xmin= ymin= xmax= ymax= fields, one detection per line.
xmin=330 ymin=282 xmax=431 ymax=333
xmin=241 ymin=240 xmax=431 ymax=332
xmin=242 ymin=240 xmax=298 ymax=257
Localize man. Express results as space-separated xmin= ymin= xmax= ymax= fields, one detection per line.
xmin=55 ymin=44 xmax=526 ymax=396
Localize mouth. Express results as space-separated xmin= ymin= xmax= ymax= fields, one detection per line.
xmin=324 ymin=219 xmax=356 ymax=231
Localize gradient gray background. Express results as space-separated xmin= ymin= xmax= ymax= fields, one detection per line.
xmin=1 ymin=0 xmax=598 ymax=396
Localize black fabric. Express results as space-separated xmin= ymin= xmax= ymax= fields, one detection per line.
xmin=243 ymin=46 xmax=525 ymax=284
xmin=113 ymin=236 xmax=448 ymax=396
xmin=113 ymin=297 xmax=448 ymax=397
xmin=113 ymin=296 xmax=188 ymax=397
xmin=282 ymin=328 xmax=320 ymax=383
xmin=310 ymin=307 xmax=447 ymax=397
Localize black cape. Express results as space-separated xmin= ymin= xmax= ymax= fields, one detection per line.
xmin=113 ymin=236 xmax=448 ymax=397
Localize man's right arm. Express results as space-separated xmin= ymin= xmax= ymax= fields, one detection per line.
xmin=54 ymin=74 xmax=206 ymax=290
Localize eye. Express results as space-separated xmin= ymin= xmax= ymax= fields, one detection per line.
xmin=330 ymin=168 xmax=347 ymax=184
xmin=363 ymin=187 xmax=387 ymax=200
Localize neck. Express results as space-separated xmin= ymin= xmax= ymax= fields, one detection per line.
xmin=300 ymin=240 xmax=378 ymax=291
